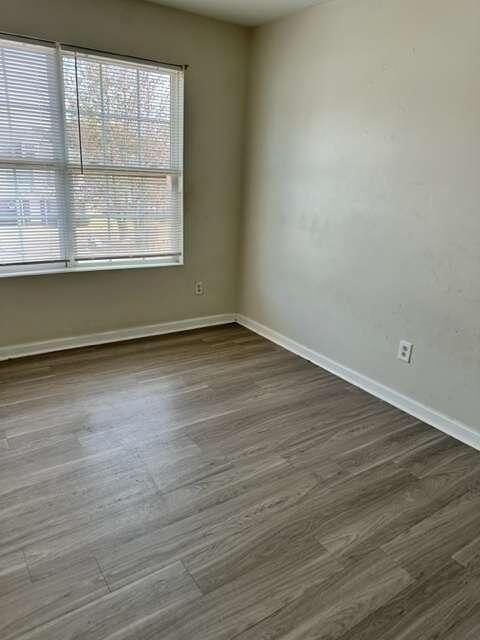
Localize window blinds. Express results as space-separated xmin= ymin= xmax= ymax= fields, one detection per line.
xmin=0 ymin=36 xmax=184 ymax=275
xmin=0 ymin=40 xmax=66 ymax=268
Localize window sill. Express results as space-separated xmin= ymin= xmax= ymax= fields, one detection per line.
xmin=0 ymin=257 xmax=183 ymax=278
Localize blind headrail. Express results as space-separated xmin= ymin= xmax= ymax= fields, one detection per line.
xmin=0 ymin=30 xmax=188 ymax=71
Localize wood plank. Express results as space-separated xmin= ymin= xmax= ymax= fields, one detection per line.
xmin=95 ymin=545 xmax=343 ymax=640
xmin=14 ymin=561 xmax=201 ymax=640
xmin=382 ymin=490 xmax=480 ymax=579
xmin=96 ymin=467 xmax=319 ymax=590
xmin=339 ymin=561 xmax=480 ymax=640
xmin=183 ymin=515 xmax=329 ymax=593
xmin=235 ymin=551 xmax=412 ymax=640
xmin=0 ymin=449 xmax=158 ymax=558
xmin=0 ymin=552 xmax=31 ymax=596
xmin=0 ymin=558 xmax=107 ymax=640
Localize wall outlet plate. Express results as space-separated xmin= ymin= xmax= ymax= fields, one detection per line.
xmin=195 ymin=281 xmax=204 ymax=296
xmin=398 ymin=340 xmax=413 ymax=364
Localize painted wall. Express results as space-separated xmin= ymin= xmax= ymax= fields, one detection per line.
xmin=0 ymin=0 xmax=250 ymax=345
xmin=240 ymin=0 xmax=480 ymax=428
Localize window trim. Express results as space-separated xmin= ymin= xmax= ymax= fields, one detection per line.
xmin=0 ymin=255 xmax=183 ymax=278
xmin=0 ymin=35 xmax=185 ymax=278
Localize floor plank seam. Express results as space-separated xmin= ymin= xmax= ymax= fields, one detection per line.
xmin=129 ymin=447 xmax=163 ymax=495
xmin=277 ymin=453 xmax=323 ymax=487
xmin=179 ymin=560 xmax=205 ymax=596
xmin=21 ymin=549 xmax=34 ymax=585
xmin=94 ymin=556 xmax=112 ymax=593
xmin=229 ymin=600 xmax=289 ymax=640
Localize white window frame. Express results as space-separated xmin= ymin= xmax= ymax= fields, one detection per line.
xmin=0 ymin=36 xmax=184 ymax=278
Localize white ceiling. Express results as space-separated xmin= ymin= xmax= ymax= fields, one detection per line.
xmin=146 ymin=0 xmax=324 ymax=26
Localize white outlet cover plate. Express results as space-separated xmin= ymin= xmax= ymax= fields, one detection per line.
xmin=398 ymin=340 xmax=413 ymax=363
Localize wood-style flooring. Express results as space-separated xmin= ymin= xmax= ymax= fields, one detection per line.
xmin=1 ymin=323 xmax=480 ymax=639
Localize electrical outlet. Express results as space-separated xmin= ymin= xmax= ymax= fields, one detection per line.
xmin=195 ymin=281 xmax=204 ymax=296
xmin=397 ymin=340 xmax=413 ymax=364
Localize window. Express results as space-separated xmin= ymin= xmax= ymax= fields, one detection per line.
xmin=0 ymin=36 xmax=184 ymax=276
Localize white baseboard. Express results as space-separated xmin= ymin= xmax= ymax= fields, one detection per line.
xmin=2 ymin=310 xmax=478 ymax=452
xmin=236 ymin=314 xmax=480 ymax=452
xmin=0 ymin=314 xmax=236 ymax=361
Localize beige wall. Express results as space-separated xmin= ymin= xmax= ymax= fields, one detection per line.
xmin=240 ymin=0 xmax=480 ymax=428
xmin=0 ymin=0 xmax=250 ymax=345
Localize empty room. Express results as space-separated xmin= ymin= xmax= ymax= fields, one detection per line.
xmin=0 ymin=0 xmax=479 ymax=637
